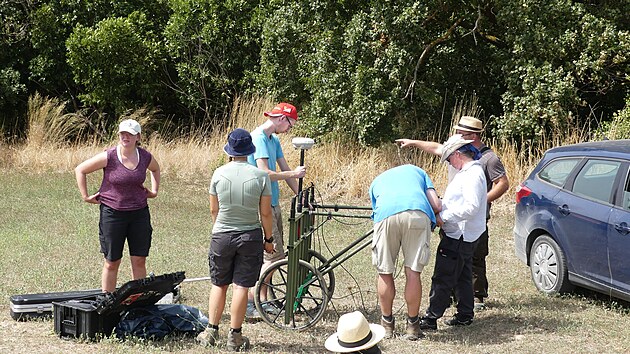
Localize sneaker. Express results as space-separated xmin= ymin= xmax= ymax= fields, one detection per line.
xmin=380 ymin=317 xmax=395 ymax=339
xmin=474 ymin=297 xmax=486 ymax=311
xmin=226 ymin=330 xmax=250 ymax=352
xmin=245 ymin=302 xmax=261 ymax=320
xmin=261 ymin=302 xmax=281 ymax=315
xmin=444 ymin=315 xmax=473 ymax=326
xmin=418 ymin=317 xmax=437 ymax=330
xmin=196 ymin=327 xmax=219 ymax=347
xmin=403 ymin=319 xmax=424 ymax=341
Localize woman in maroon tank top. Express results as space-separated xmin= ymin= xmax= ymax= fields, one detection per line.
xmin=75 ymin=119 xmax=161 ymax=292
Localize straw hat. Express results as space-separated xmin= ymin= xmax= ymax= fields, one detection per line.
xmin=440 ymin=134 xmax=474 ymax=163
xmin=454 ymin=116 xmax=483 ymax=133
xmin=325 ymin=311 xmax=385 ymax=353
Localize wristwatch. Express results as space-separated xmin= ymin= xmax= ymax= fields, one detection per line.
xmin=264 ymin=237 xmax=274 ymax=243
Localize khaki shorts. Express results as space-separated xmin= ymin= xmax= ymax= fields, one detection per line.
xmin=263 ymin=205 xmax=285 ymax=264
xmin=372 ymin=210 xmax=432 ymax=274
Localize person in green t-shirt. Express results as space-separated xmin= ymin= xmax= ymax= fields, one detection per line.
xmin=197 ymin=128 xmax=274 ymax=351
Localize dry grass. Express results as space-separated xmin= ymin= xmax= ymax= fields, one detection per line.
xmin=26 ymin=92 xmax=88 ymax=147
xmin=1 ymin=94 xmax=597 ymax=204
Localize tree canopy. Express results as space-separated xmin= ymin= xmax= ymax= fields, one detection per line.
xmin=1 ymin=0 xmax=628 ymax=144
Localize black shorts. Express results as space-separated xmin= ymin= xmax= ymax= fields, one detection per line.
xmin=209 ymin=228 xmax=263 ymax=287
xmin=99 ymin=204 xmax=152 ymax=261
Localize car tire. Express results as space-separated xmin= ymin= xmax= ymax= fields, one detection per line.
xmin=529 ymin=234 xmax=574 ymax=295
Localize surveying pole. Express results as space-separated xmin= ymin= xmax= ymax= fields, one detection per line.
xmin=291 ymin=137 xmax=315 ymax=212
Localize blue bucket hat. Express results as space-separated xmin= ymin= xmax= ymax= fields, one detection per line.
xmin=223 ymin=128 xmax=256 ymax=157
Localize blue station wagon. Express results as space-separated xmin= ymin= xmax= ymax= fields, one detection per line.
xmin=514 ymin=139 xmax=630 ymax=301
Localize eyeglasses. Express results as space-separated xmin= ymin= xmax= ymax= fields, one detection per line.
xmin=457 ymin=131 xmax=476 ymax=137
xmin=285 ymin=116 xmax=294 ymax=129
xmin=446 ymin=151 xmax=459 ymax=164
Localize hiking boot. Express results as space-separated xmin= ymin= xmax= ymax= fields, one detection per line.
xmin=418 ymin=317 xmax=437 ymax=330
xmin=380 ymin=317 xmax=395 ymax=339
xmin=245 ymin=302 xmax=261 ymax=320
xmin=403 ymin=319 xmax=424 ymax=341
xmin=262 ymin=302 xmax=280 ymax=315
xmin=474 ymin=297 xmax=486 ymax=311
xmin=226 ymin=330 xmax=251 ymax=352
xmin=196 ymin=327 xmax=219 ymax=347
xmin=444 ymin=315 xmax=473 ymax=326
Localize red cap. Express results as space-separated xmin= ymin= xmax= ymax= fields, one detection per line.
xmin=264 ymin=102 xmax=298 ymax=121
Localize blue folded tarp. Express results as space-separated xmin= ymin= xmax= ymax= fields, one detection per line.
xmin=115 ymin=304 xmax=208 ymax=340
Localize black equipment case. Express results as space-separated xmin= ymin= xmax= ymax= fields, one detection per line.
xmin=10 ymin=289 xmax=103 ymax=321
xmin=53 ymin=271 xmax=185 ymax=339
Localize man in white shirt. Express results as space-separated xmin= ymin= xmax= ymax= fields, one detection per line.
xmin=419 ymin=134 xmax=487 ymax=330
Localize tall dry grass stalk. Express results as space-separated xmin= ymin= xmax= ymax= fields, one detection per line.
xmin=1 ymin=94 xmax=600 ymax=203
xmin=26 ymin=93 xmax=87 ymax=147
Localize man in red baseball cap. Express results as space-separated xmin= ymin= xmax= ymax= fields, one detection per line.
xmin=245 ymin=102 xmax=306 ymax=318
xmin=264 ymin=102 xmax=299 ymax=121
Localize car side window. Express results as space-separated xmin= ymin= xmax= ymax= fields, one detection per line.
xmin=538 ymin=158 xmax=580 ymax=187
xmin=572 ymin=159 xmax=621 ymax=204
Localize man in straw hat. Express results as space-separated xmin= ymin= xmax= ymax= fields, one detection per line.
xmin=396 ymin=116 xmax=509 ymax=310
xmin=417 ymin=134 xmax=487 ymax=329
xmin=325 ymin=311 xmax=386 ymax=354
xmin=197 ymin=128 xmax=274 ymax=351
xmin=246 ymin=102 xmax=307 ymax=318
xmin=369 ymin=164 xmax=442 ymax=340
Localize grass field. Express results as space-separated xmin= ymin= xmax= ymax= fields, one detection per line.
xmin=2 ymin=167 xmax=630 ymax=354
xmin=1 ymin=93 xmax=628 ymax=352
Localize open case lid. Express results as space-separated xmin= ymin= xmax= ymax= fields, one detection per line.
xmin=96 ymin=271 xmax=185 ymax=315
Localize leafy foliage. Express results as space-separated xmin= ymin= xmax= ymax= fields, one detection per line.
xmin=0 ymin=0 xmax=628 ymax=147
xmin=66 ymin=11 xmax=166 ymax=114
xmin=495 ymin=0 xmax=630 ymax=140
xmin=164 ymin=0 xmax=262 ymax=126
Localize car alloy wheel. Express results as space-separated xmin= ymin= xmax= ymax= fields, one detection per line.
xmin=529 ymin=234 xmax=573 ymax=295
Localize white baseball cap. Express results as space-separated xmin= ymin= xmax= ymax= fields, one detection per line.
xmin=118 ymin=119 xmax=141 ymax=135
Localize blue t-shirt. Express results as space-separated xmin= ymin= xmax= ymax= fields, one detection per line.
xmin=247 ymin=127 xmax=284 ymax=206
xmin=369 ymin=164 xmax=437 ymax=227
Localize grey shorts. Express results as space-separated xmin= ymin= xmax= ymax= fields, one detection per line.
xmin=263 ymin=205 xmax=285 ymax=264
xmin=209 ymin=228 xmax=264 ymax=287
xmin=372 ymin=210 xmax=432 ymax=274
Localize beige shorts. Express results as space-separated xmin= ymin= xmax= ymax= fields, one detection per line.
xmin=263 ymin=205 xmax=285 ymax=264
xmin=372 ymin=210 xmax=432 ymax=274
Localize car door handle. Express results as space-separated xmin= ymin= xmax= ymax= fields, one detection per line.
xmin=558 ymin=205 xmax=570 ymax=216
xmin=615 ymin=222 xmax=630 ymax=235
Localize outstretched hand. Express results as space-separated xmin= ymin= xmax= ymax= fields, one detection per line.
xmin=395 ymin=139 xmax=414 ymax=148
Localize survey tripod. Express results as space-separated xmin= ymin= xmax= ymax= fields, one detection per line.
xmin=253 ymin=138 xmax=374 ymax=330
